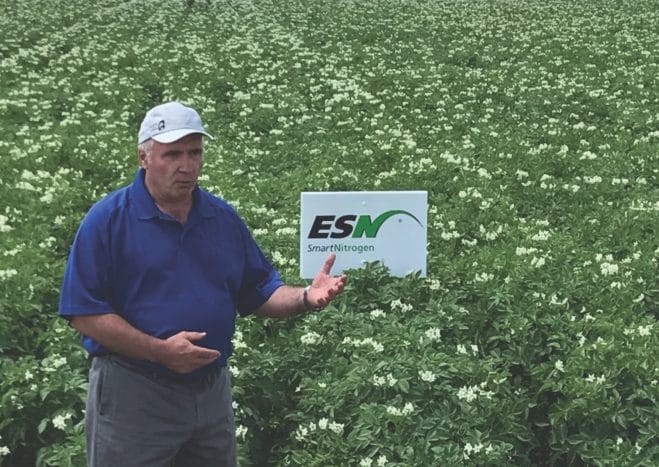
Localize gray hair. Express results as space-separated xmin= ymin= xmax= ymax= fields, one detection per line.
xmin=138 ymin=139 xmax=154 ymax=158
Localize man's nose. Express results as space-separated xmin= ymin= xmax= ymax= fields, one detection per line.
xmin=178 ymin=154 xmax=198 ymax=172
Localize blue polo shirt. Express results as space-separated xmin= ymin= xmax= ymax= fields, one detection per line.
xmin=59 ymin=168 xmax=283 ymax=377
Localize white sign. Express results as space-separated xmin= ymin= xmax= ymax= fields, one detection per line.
xmin=300 ymin=191 xmax=427 ymax=278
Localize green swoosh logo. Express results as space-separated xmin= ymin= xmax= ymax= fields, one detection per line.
xmin=352 ymin=210 xmax=424 ymax=238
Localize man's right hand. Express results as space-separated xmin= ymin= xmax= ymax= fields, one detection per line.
xmin=159 ymin=331 xmax=221 ymax=374
xmin=70 ymin=314 xmax=220 ymax=374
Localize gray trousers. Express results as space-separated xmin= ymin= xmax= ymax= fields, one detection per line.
xmin=86 ymin=355 xmax=237 ymax=467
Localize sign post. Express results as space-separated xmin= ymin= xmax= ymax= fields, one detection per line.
xmin=300 ymin=191 xmax=427 ymax=278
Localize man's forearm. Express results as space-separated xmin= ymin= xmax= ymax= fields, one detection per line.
xmin=254 ymin=285 xmax=307 ymax=318
xmin=70 ymin=313 xmax=165 ymax=362
xmin=255 ymin=254 xmax=346 ymax=318
xmin=70 ymin=313 xmax=221 ymax=373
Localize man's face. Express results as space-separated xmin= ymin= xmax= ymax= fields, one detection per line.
xmin=139 ymin=133 xmax=204 ymax=204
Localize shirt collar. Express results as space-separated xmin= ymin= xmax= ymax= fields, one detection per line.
xmin=129 ymin=168 xmax=215 ymax=220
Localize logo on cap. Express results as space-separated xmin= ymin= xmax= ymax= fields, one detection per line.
xmin=158 ymin=120 xmax=166 ymax=130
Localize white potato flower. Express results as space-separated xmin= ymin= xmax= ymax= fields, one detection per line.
xmin=52 ymin=412 xmax=72 ymax=430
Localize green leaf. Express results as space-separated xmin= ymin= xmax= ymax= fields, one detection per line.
xmin=38 ymin=418 xmax=49 ymax=435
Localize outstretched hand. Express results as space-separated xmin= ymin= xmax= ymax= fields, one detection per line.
xmin=307 ymin=254 xmax=347 ymax=309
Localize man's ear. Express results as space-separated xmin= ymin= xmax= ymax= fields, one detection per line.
xmin=137 ymin=148 xmax=148 ymax=169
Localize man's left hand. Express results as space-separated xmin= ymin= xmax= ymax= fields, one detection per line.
xmin=307 ymin=254 xmax=347 ymax=309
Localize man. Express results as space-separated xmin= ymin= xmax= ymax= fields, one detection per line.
xmin=59 ymin=101 xmax=347 ymax=467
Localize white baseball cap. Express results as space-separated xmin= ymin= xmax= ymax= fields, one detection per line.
xmin=138 ymin=101 xmax=214 ymax=144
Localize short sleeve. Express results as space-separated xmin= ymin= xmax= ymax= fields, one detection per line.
xmin=58 ymin=208 xmax=115 ymax=318
xmin=234 ymin=221 xmax=284 ymax=315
